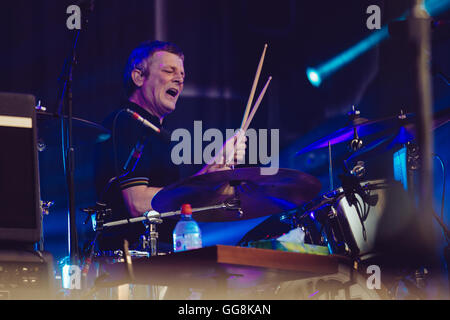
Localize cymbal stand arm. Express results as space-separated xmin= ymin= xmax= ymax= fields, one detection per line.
xmin=328 ymin=140 xmax=333 ymax=191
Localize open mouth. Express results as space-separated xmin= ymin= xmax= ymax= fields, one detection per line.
xmin=166 ymin=88 xmax=179 ymax=98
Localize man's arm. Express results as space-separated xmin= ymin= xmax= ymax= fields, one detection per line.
xmin=122 ymin=185 xmax=162 ymax=218
xmin=121 ymin=130 xmax=247 ymax=217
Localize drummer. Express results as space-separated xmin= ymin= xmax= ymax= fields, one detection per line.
xmin=94 ymin=40 xmax=247 ymax=251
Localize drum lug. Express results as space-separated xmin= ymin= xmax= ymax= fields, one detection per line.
xmin=328 ymin=206 xmax=338 ymax=219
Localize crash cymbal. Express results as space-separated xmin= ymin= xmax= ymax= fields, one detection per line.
xmin=347 ymin=108 xmax=449 ymax=162
xmin=395 ymin=108 xmax=449 ymax=144
xmin=296 ymin=107 xmax=450 ymax=157
xmin=295 ymin=115 xmax=399 ymax=155
xmin=36 ymin=111 xmax=110 ymax=148
xmin=151 ymin=167 xmax=322 ymax=222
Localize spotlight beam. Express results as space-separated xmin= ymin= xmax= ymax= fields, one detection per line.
xmin=306 ymin=0 xmax=450 ymax=87
xmin=307 ymin=27 xmax=388 ymax=87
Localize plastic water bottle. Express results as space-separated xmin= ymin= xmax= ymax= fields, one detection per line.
xmin=173 ymin=204 xmax=202 ymax=252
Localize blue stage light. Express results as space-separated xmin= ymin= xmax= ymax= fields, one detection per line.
xmin=305 ymin=0 xmax=450 ymax=87
xmin=424 ymin=0 xmax=450 ymax=16
xmin=306 ymin=27 xmax=389 ymax=87
xmin=307 ymin=68 xmax=321 ymax=87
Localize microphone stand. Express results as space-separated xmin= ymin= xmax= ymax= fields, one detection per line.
xmin=57 ymin=1 xmax=95 ymax=267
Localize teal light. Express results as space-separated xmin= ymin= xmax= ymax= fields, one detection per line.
xmin=305 ymin=0 xmax=450 ymax=87
xmin=306 ymin=68 xmax=321 ymax=87
xmin=424 ymin=0 xmax=450 ymax=16
xmin=307 ymin=27 xmax=389 ymax=87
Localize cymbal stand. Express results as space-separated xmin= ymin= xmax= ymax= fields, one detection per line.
xmin=228 ymin=180 xmax=244 ymax=218
xmin=348 ymin=105 xmax=363 ymax=152
xmin=328 ymin=141 xmax=333 ymax=191
xmin=140 ymin=212 xmax=163 ymax=257
xmin=90 ymin=201 xmax=243 ymax=255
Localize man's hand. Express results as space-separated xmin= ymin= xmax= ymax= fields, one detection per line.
xmin=198 ymin=129 xmax=247 ymax=174
xmin=221 ymin=129 xmax=247 ymax=166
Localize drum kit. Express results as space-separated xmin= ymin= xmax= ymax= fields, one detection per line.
xmin=62 ymin=103 xmax=446 ymax=253
xmin=32 ymin=35 xmax=448 ymax=298
xmin=33 ymin=94 xmax=450 ymax=302
xmin=35 ymin=90 xmax=449 ymax=299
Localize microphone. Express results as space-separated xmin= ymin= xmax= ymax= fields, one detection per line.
xmin=125 ymin=108 xmax=160 ymax=133
xmin=125 ymin=108 xmax=171 ymax=142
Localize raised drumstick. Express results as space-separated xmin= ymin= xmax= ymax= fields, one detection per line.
xmin=243 ymin=76 xmax=272 ymax=131
xmin=240 ymin=44 xmax=268 ymax=129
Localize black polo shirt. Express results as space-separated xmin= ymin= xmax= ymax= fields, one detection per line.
xmin=94 ymin=101 xmax=180 ymax=250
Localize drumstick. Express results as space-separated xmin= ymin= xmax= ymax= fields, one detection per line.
xmin=243 ymin=76 xmax=272 ymax=131
xmin=240 ymin=44 xmax=268 ymax=129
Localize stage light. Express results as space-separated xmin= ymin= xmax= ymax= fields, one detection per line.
xmin=424 ymin=0 xmax=450 ymax=16
xmin=306 ymin=68 xmax=321 ymax=87
xmin=306 ymin=27 xmax=389 ymax=87
xmin=305 ymin=0 xmax=450 ymax=87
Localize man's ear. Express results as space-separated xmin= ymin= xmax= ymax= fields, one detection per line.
xmin=131 ymin=69 xmax=145 ymax=88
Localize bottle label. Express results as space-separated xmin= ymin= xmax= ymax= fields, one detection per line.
xmin=174 ymin=233 xmax=202 ymax=252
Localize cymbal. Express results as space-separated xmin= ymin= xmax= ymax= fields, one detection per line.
xmin=295 ymin=115 xmax=399 ymax=155
xmin=396 ymin=108 xmax=449 ymax=143
xmin=37 ymin=111 xmax=110 ymax=148
xmin=151 ymin=167 xmax=322 ymax=222
xmin=347 ymin=108 xmax=449 ymax=162
xmin=296 ymin=108 xmax=449 ymax=156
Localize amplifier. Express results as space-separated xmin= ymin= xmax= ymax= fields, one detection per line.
xmin=0 ymin=250 xmax=54 ymax=299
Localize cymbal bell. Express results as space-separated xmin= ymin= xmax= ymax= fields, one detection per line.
xmin=151 ymin=167 xmax=322 ymax=222
xmin=37 ymin=111 xmax=110 ymax=148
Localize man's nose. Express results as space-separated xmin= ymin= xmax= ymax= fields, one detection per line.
xmin=173 ymin=72 xmax=184 ymax=84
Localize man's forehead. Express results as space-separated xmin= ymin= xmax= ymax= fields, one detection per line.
xmin=150 ymin=51 xmax=184 ymax=68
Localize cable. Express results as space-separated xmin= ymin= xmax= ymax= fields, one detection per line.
xmin=433 ymin=154 xmax=446 ymax=222
xmin=96 ymin=108 xmax=130 ymax=202
xmin=99 ymin=107 xmax=148 ymax=202
xmin=437 ymin=72 xmax=450 ymax=86
xmin=112 ymin=108 xmax=128 ymax=179
xmin=433 ymin=153 xmax=448 ymax=243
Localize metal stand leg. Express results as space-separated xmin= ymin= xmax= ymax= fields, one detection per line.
xmin=141 ymin=219 xmax=162 ymax=256
xmin=140 ymin=219 xmax=164 ymax=299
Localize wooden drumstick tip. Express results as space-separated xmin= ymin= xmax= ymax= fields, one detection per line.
xmin=243 ymin=76 xmax=272 ymax=131
xmin=240 ymin=44 xmax=269 ymax=129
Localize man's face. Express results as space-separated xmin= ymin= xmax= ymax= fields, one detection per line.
xmin=139 ymin=51 xmax=185 ymax=117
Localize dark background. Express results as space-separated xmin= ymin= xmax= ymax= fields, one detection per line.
xmin=0 ymin=0 xmax=449 ymax=273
